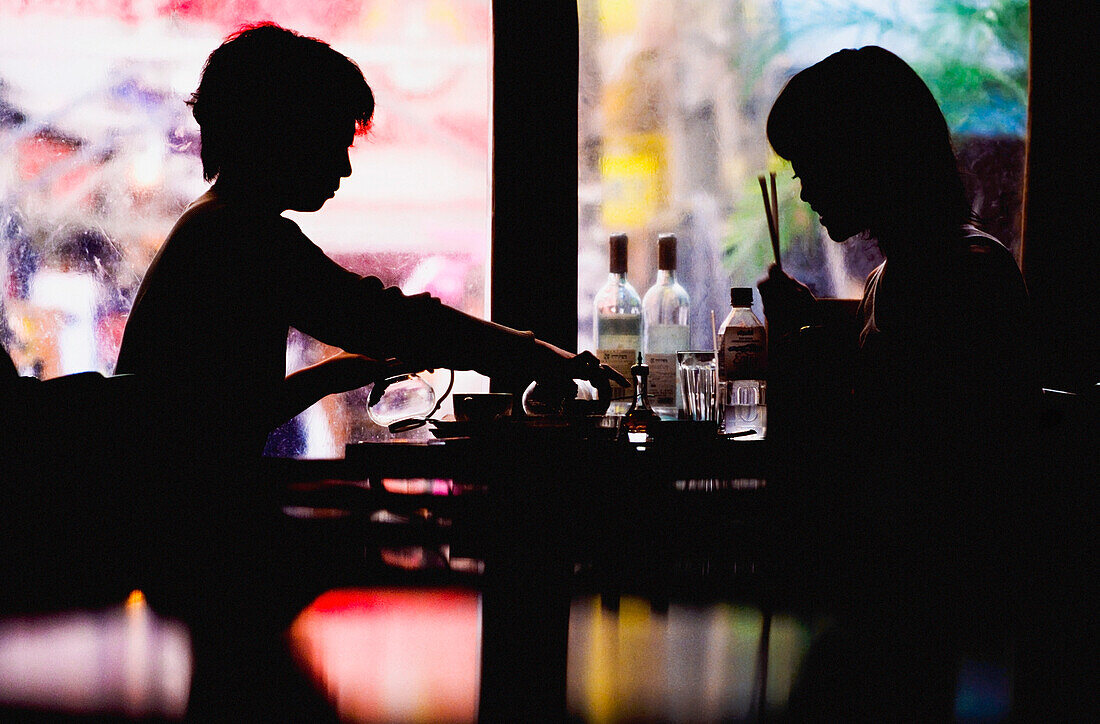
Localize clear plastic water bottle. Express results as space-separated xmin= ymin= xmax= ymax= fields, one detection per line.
xmin=717 ymin=287 xmax=766 ymax=438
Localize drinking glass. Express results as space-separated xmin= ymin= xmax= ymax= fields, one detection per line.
xmin=676 ymin=351 xmax=719 ymax=423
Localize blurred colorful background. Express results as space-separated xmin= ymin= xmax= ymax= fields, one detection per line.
xmin=1 ymin=0 xmax=493 ymax=456
xmin=577 ymin=0 xmax=1028 ymax=352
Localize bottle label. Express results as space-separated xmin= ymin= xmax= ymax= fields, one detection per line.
xmin=597 ymin=348 xmax=637 ymax=392
xmin=644 ymin=352 xmax=677 ymax=407
xmin=719 ymin=326 xmax=766 ymax=379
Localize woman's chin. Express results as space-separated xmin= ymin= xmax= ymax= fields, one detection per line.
xmin=290 ymin=196 xmax=330 ymax=213
xmin=822 ymin=219 xmax=864 ymax=243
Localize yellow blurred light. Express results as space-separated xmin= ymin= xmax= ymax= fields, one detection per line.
xmin=599 ymin=132 xmax=667 ymax=228
xmin=597 ymin=0 xmax=639 ymax=34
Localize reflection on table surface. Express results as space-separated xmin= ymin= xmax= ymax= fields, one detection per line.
xmin=567 ymin=596 xmax=811 ymax=722
xmin=0 ymin=591 xmax=190 ymax=719
xmin=290 ymin=588 xmax=481 ymax=724
xmin=1 ymin=585 xmax=1012 ymax=722
xmin=291 ymin=590 xmax=814 ymax=723
xmin=0 ymin=430 xmax=1016 ymax=722
xmin=1 ymin=588 xmax=812 ymax=723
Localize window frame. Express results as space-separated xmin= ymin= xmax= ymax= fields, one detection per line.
xmin=489 ymin=2 xmax=579 ymax=386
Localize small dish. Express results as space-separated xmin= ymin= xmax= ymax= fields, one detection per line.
xmin=453 ymin=392 xmax=514 ymax=423
xmin=428 ymin=420 xmax=476 ymax=439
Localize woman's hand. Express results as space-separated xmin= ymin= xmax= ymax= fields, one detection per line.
xmin=757 ymin=264 xmax=816 ymax=337
xmin=528 ymin=345 xmax=633 ymax=411
xmin=304 ymin=352 xmax=406 ymax=396
xmin=529 ymin=342 xmax=629 ymax=404
xmin=539 ymin=344 xmax=629 ymax=386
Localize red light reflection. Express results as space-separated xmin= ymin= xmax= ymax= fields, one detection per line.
xmin=290 ymin=588 xmax=480 ymax=723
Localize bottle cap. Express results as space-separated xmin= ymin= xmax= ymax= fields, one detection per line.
xmin=657 ymin=233 xmax=677 ymax=270
xmin=609 ymin=233 xmax=628 ymax=274
xmin=730 ymin=287 xmax=753 ymax=307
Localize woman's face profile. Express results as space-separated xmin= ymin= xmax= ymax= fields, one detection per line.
xmin=275 ymin=119 xmax=356 ymax=213
xmin=791 ymin=153 xmax=873 ymax=243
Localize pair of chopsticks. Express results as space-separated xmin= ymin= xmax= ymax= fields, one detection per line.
xmin=757 ymin=172 xmax=781 ymax=270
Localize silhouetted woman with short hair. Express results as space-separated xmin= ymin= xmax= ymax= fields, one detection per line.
xmin=758 ymin=46 xmax=1034 ymax=720
xmin=114 ymin=23 xmax=621 ymax=719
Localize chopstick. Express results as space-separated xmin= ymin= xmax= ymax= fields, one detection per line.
xmin=770 ymin=171 xmax=779 ymax=242
xmin=757 ymin=173 xmax=782 ymax=270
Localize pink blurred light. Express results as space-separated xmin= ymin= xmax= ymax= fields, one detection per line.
xmin=290 ymin=588 xmax=480 ymax=724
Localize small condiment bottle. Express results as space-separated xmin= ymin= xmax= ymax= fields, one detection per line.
xmin=621 ymin=353 xmax=660 ymax=442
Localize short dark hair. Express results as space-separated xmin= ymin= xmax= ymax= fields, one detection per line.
xmin=188 ymin=23 xmax=375 ymax=181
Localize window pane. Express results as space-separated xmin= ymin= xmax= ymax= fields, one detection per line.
xmin=578 ymin=0 xmax=1028 ymax=350
xmin=1 ymin=1 xmax=492 ymax=456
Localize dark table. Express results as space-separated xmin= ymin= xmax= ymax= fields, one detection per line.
xmin=268 ymin=421 xmax=799 ymax=721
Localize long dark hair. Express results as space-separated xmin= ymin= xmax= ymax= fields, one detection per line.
xmin=767 ymin=46 xmax=972 ymax=247
xmin=188 ymin=23 xmax=374 ymax=181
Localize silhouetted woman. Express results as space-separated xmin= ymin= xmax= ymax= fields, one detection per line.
xmin=758 ymin=46 xmax=1034 ymax=720
xmin=113 ymin=23 xmax=621 ymax=719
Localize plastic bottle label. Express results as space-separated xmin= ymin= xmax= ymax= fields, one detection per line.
xmin=719 ymin=326 xmax=766 ymax=379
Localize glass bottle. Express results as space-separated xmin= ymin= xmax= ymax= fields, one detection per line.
xmin=717 ymin=287 xmax=767 ymax=438
xmin=594 ymin=232 xmax=642 ymax=416
xmin=642 ymin=233 xmax=690 ymax=418
xmin=622 ymin=353 xmax=659 ymax=443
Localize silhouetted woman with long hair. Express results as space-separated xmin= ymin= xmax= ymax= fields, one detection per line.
xmin=758 ymin=46 xmax=1034 ymax=720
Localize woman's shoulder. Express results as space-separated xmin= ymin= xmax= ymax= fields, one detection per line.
xmin=955 ymin=224 xmax=1018 ymax=267
xmin=175 ymin=191 xmax=295 ymax=230
xmin=163 ymin=191 xmax=307 ymax=257
xmin=951 ymin=225 xmax=1027 ymax=296
xmin=936 ymin=226 xmax=1030 ymax=336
